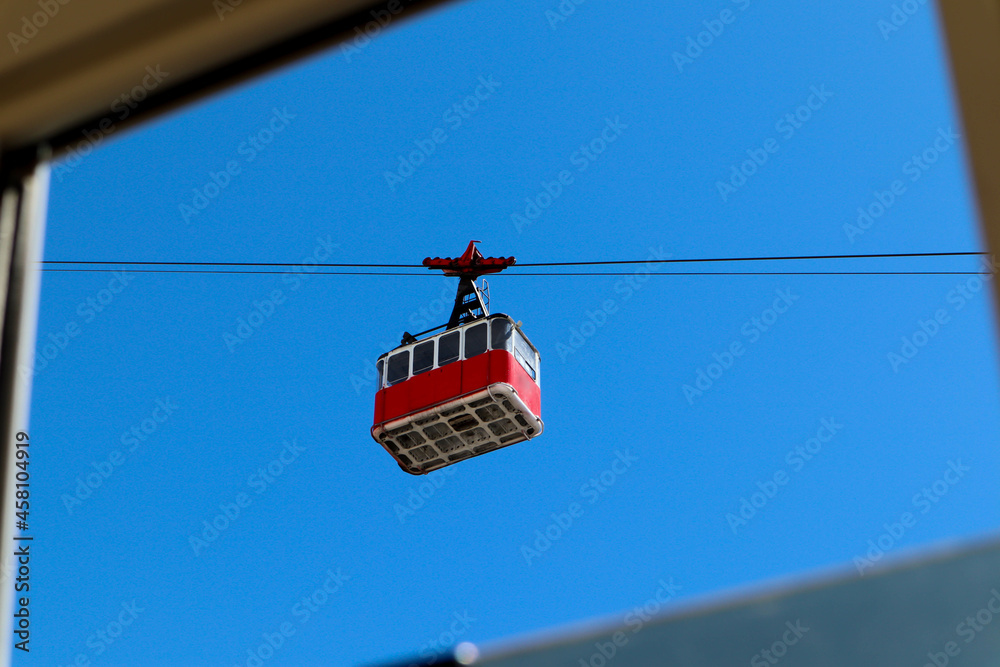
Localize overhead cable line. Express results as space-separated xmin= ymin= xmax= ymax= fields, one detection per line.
xmin=39 ymin=269 xmax=989 ymax=277
xmin=38 ymin=249 xmax=989 ymax=272
xmin=41 ymin=261 xmax=420 ymax=268
xmin=515 ymin=250 xmax=988 ymax=267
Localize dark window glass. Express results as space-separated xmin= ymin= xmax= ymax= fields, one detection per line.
xmin=465 ymin=323 xmax=488 ymax=358
xmin=387 ymin=350 xmax=410 ymax=385
xmin=413 ymin=340 xmax=435 ymax=375
xmin=513 ymin=330 xmax=536 ymax=380
xmin=376 ymin=358 xmax=384 ymax=388
xmin=491 ymin=319 xmax=512 ymax=351
xmin=438 ymin=332 xmax=460 ymax=366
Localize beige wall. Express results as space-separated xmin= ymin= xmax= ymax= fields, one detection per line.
xmin=0 ymin=0 xmax=416 ymax=150
xmin=937 ymin=2 xmax=1000 ymax=324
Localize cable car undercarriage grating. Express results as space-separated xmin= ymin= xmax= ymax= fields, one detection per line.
xmin=376 ymin=384 xmax=542 ymax=474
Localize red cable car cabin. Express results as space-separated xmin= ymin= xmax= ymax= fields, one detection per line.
xmin=370 ymin=241 xmax=542 ymax=475
xmin=372 ymin=314 xmax=542 ymax=475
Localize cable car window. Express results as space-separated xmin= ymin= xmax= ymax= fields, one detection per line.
xmin=377 ymin=358 xmax=384 ymax=389
xmin=413 ymin=340 xmax=435 ymax=375
xmin=387 ymin=350 xmax=410 ymax=386
xmin=438 ymin=331 xmax=460 ymax=367
xmin=513 ymin=330 xmax=536 ymax=380
xmin=491 ymin=318 xmax=512 ymax=351
xmin=465 ymin=323 xmax=488 ymax=358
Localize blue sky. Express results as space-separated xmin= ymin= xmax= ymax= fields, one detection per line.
xmin=19 ymin=0 xmax=1000 ymax=665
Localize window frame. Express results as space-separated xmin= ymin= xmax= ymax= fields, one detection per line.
xmin=386 ymin=349 xmax=411 ymax=387
xmin=490 ymin=318 xmax=513 ymax=352
xmin=512 ymin=327 xmax=537 ymax=381
xmin=438 ymin=330 xmax=461 ymax=368
xmin=377 ymin=315 xmax=539 ymax=388
xmin=463 ymin=321 xmax=488 ymax=360
xmin=412 ymin=339 xmax=436 ymax=376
